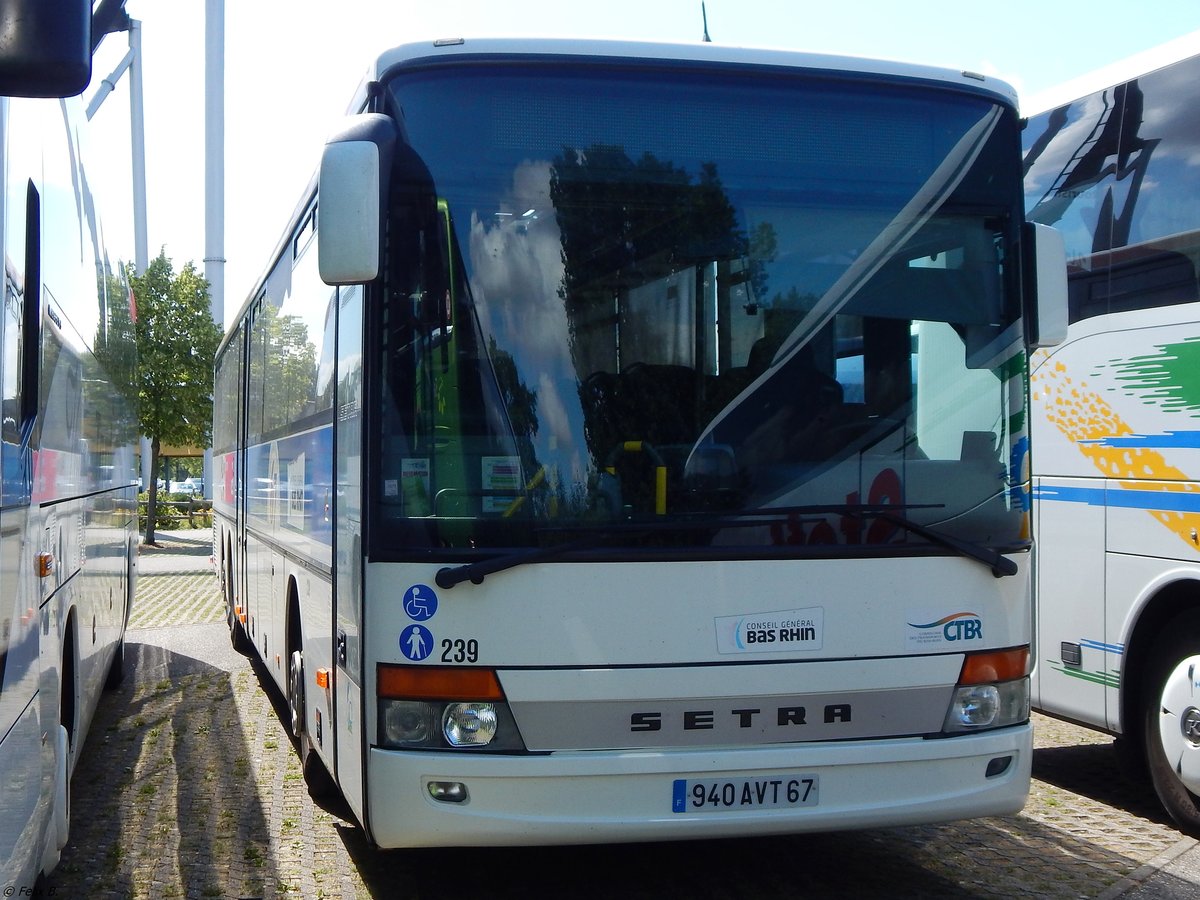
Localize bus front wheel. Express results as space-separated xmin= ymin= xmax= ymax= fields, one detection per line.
xmin=1142 ymin=612 xmax=1200 ymax=837
xmin=288 ymin=648 xmax=338 ymax=798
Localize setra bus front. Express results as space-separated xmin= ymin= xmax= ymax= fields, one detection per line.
xmin=317 ymin=38 xmax=1067 ymax=846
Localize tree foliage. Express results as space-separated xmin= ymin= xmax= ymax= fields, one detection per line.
xmin=128 ymin=249 xmax=222 ymax=543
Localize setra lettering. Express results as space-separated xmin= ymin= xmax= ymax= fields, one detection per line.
xmin=630 ymin=705 xmax=854 ymax=732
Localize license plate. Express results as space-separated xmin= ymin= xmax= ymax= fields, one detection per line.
xmin=671 ymin=775 xmax=819 ymax=813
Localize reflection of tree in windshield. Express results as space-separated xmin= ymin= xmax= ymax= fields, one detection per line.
xmin=249 ymin=304 xmax=318 ymax=434
xmin=92 ymin=267 xmax=139 ymax=449
xmin=550 ymin=146 xmax=748 ymax=468
xmin=487 ymin=335 xmax=561 ymax=517
xmin=747 ymin=221 xmax=777 ymax=311
xmin=552 ymin=145 xmax=746 ymax=309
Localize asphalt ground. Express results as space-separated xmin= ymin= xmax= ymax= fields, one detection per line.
xmin=36 ymin=527 xmax=1200 ymax=899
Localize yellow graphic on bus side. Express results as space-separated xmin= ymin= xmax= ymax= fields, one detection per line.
xmin=1033 ymin=359 xmax=1200 ymax=554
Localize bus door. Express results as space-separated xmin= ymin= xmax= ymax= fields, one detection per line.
xmin=231 ymin=322 xmax=248 ymax=647
xmin=243 ymin=294 xmax=271 ymax=657
xmin=333 ymin=283 xmax=366 ymax=821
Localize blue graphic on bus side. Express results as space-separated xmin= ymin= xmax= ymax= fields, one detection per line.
xmin=1036 ymin=484 xmax=1200 ymax=513
xmin=244 ymin=425 xmax=334 ymax=545
xmin=404 ymin=584 xmax=438 ymax=621
xmin=400 ymin=625 xmax=434 ymax=661
xmin=1008 ymin=436 xmax=1029 ymax=511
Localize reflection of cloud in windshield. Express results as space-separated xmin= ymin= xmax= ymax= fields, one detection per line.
xmin=467 ymin=159 xmax=590 ymax=482
xmin=469 ymin=159 xmax=566 ymax=354
xmin=537 ymin=370 xmax=574 ymax=454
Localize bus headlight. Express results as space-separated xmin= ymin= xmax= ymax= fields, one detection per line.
xmin=376 ymin=665 xmax=527 ymax=752
xmin=378 ymin=697 xmax=523 ymax=750
xmin=941 ymin=648 xmax=1030 ymax=734
xmin=443 ymin=702 xmax=498 ymax=746
xmin=943 ymin=681 xmax=1029 ymax=731
xmin=382 ymin=700 xmax=435 ymax=745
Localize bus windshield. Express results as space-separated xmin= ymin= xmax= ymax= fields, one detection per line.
xmin=373 ymin=61 xmax=1027 ymax=555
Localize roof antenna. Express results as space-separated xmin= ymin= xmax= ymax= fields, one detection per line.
xmin=701 ymin=2 xmax=712 ymax=42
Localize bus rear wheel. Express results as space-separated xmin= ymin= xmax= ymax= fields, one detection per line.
xmin=225 ymin=557 xmax=251 ymax=654
xmin=1142 ymin=612 xmax=1200 ymax=837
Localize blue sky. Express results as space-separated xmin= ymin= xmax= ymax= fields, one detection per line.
xmin=85 ymin=0 xmax=1200 ymax=326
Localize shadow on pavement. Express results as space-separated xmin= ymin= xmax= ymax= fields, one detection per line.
xmin=1033 ymin=741 xmax=1175 ymax=830
xmin=45 ymin=639 xmax=280 ymax=899
xmin=332 ymin=775 xmax=1173 ymax=899
xmin=53 ymin=542 xmax=1193 ymax=899
xmin=347 ymin=832 xmax=993 ymax=900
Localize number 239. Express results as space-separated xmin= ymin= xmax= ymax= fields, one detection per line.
xmin=440 ymin=638 xmax=479 ymax=663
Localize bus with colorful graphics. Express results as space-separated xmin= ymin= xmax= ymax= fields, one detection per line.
xmin=213 ymin=37 xmax=1066 ymax=846
xmin=0 ymin=1 xmax=140 ymax=888
xmin=1023 ymin=31 xmax=1200 ymax=837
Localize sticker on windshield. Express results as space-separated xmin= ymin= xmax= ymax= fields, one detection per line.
xmin=715 ymin=607 xmax=823 ymax=654
xmin=481 ymin=456 xmax=521 ymax=514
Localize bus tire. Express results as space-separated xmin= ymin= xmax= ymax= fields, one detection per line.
xmin=288 ymin=648 xmax=338 ymax=798
xmin=107 ymin=542 xmax=134 ymax=690
xmin=302 ymin=746 xmax=338 ymax=799
xmin=104 ymin=637 xmax=125 ymax=690
xmin=288 ymin=649 xmax=306 ymax=738
xmin=225 ymin=558 xmax=250 ymax=654
xmin=41 ymin=723 xmax=70 ymax=876
xmin=1141 ymin=612 xmax=1200 ymax=837
xmin=1112 ymin=735 xmax=1147 ymax=782
xmin=228 ymin=602 xmax=251 ymax=654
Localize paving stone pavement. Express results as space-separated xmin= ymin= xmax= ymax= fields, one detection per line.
xmin=39 ymin=527 xmax=1200 ymax=899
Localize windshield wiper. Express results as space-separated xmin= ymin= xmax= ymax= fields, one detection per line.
xmin=870 ymin=509 xmax=1018 ymax=578
xmin=435 ymin=533 xmax=627 ymax=589
xmin=434 ymin=503 xmax=1017 ymax=589
xmin=437 ymin=512 xmax=782 ymax=588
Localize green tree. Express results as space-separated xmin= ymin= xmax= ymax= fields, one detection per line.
xmin=128 ymin=250 xmax=222 ymax=544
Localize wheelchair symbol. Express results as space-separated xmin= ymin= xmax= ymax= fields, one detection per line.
xmin=403 ymin=584 xmax=438 ymax=621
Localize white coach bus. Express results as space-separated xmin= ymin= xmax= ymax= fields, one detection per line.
xmin=1024 ymin=32 xmax=1200 ymax=837
xmin=0 ymin=0 xmax=140 ymax=887
xmin=214 ymin=37 xmax=1066 ymax=847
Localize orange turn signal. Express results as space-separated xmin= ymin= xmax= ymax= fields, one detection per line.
xmin=959 ymin=647 xmax=1029 ymax=685
xmin=315 ymin=668 xmax=330 ymax=689
xmin=35 ymin=552 xmax=54 ymax=578
xmin=377 ymin=664 xmax=504 ymax=701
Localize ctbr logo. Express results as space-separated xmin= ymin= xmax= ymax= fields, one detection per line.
xmin=907 ymin=611 xmax=983 ymax=645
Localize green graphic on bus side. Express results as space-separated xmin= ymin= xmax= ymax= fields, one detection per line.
xmin=1045 ymin=661 xmax=1120 ymax=689
xmin=1101 ymin=336 xmax=1200 ymax=417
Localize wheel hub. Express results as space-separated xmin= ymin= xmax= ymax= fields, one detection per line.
xmin=1158 ymin=657 xmax=1200 ymax=795
xmin=1184 ymin=707 xmax=1200 ymax=747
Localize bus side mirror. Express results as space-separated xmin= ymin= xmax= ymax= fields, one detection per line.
xmin=1025 ymin=222 xmax=1068 ymax=349
xmin=318 ymin=113 xmax=397 ymax=286
xmin=0 ymin=0 xmax=92 ymax=97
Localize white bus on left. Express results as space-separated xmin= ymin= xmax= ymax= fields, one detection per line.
xmin=0 ymin=2 xmax=140 ymax=887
